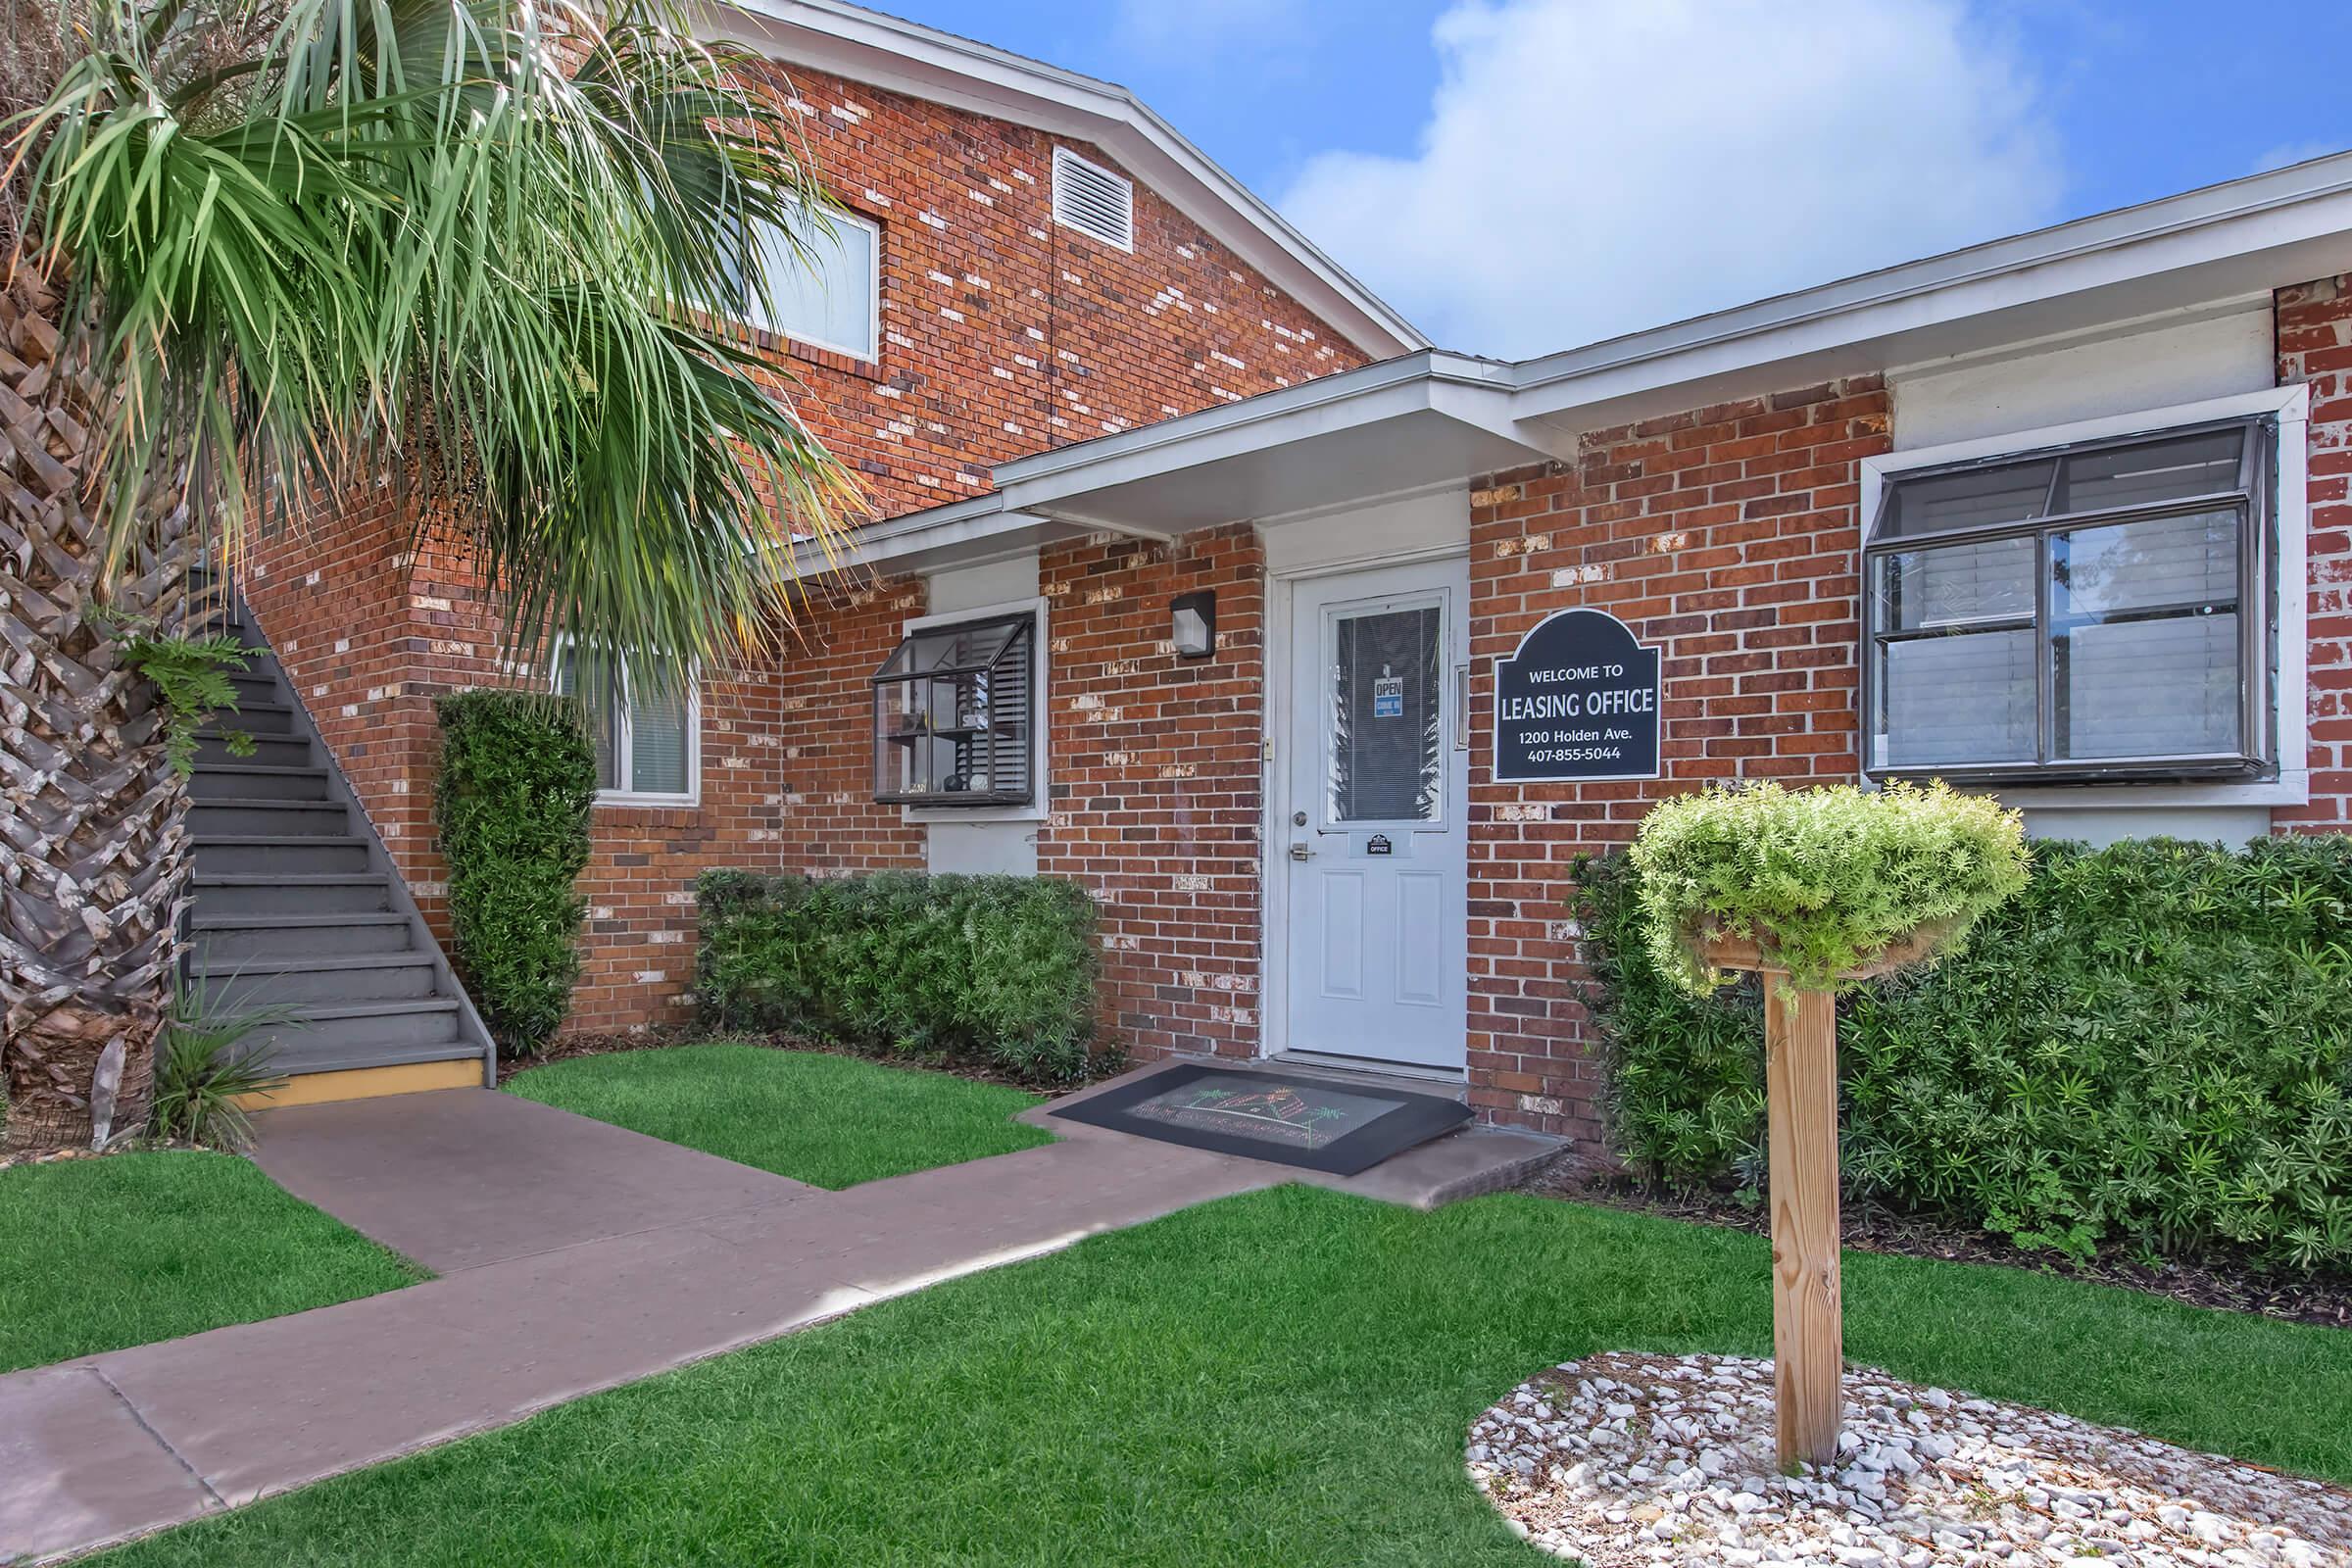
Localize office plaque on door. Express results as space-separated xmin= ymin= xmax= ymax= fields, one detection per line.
xmin=1492 ymin=609 xmax=1662 ymax=782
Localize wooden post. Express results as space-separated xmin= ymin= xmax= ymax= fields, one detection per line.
xmin=1763 ymin=973 xmax=1842 ymax=1470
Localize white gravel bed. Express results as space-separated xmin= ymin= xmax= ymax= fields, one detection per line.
xmin=1467 ymin=1351 xmax=2350 ymax=1567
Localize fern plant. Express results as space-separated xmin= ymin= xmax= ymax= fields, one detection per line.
xmin=114 ymin=623 xmax=255 ymax=777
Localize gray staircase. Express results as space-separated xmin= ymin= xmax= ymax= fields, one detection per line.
xmin=182 ymin=568 xmax=496 ymax=1085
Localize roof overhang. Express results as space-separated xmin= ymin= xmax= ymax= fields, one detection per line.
xmin=794 ymin=149 xmax=2352 ymax=584
xmin=1504 ymin=150 xmax=2352 ymax=440
xmin=695 ymin=0 xmax=1428 ymax=358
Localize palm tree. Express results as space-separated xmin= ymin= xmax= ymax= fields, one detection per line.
xmin=1 ymin=0 xmax=859 ymax=1151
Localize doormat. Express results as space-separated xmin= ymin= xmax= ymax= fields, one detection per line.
xmin=1049 ymin=1063 xmax=1472 ymax=1175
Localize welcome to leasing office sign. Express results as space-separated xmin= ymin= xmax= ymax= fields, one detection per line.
xmin=1493 ymin=608 xmax=1662 ymax=782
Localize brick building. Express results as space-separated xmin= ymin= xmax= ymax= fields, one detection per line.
xmin=223 ymin=2 xmax=2352 ymax=1149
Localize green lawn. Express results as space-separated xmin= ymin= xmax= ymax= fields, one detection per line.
xmin=0 ymin=1151 xmax=421 ymax=1373
xmin=502 ymin=1044 xmax=1054 ymax=1188
xmin=103 ymin=1186 xmax=2352 ymax=1567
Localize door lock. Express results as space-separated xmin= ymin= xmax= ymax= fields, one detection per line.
xmin=1288 ymin=842 xmax=1314 ymax=862
xmin=1291 ymin=809 xmax=1307 ymax=826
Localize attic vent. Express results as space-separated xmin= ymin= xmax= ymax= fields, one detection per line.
xmin=1051 ymin=147 xmax=1134 ymax=252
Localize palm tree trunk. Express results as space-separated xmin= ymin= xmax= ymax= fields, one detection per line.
xmin=0 ymin=271 xmax=193 ymax=1153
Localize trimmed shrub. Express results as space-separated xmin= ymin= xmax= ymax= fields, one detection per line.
xmin=435 ymin=691 xmax=598 ymax=1058
xmin=1578 ymin=835 xmax=2352 ymax=1273
xmin=697 ymin=870 xmax=1100 ymax=1082
xmin=1629 ymin=779 xmax=2029 ymax=995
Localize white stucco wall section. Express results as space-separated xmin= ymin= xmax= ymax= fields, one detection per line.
xmin=1891 ymin=307 xmax=2277 ymax=450
xmin=1258 ymin=484 xmax=1471 ymax=576
xmin=1874 ymin=332 xmax=2309 ymax=848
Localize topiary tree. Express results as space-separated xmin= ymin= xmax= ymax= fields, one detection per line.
xmin=435 ymin=692 xmax=599 ymax=1059
xmin=1628 ymin=779 xmax=2028 ymax=1469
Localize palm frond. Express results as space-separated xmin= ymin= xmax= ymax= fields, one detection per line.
xmin=7 ymin=0 xmax=860 ymax=667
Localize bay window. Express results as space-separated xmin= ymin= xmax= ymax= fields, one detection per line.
xmin=1865 ymin=418 xmax=2276 ymax=783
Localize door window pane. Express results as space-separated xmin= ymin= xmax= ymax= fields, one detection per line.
xmin=2059 ymin=613 xmax=2239 ymax=760
xmin=1876 ymin=629 xmax=2035 ymax=768
xmin=1327 ymin=606 xmax=1442 ymax=823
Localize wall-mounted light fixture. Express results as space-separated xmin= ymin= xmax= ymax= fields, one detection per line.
xmin=1170 ymin=589 xmax=1216 ymax=660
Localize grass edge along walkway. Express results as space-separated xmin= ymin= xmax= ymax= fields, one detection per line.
xmin=99 ymin=1185 xmax=2352 ymax=1567
xmin=500 ymin=1043 xmax=1055 ymax=1189
xmin=0 ymin=1149 xmax=422 ymax=1374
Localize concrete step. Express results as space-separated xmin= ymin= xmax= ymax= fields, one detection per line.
xmin=195 ymin=731 xmax=314 ymax=769
xmin=189 ymin=799 xmax=352 ymax=837
xmin=245 ymin=1000 xmax=466 ymax=1061
xmin=190 ymin=912 xmax=416 ymax=962
xmin=191 ymin=836 xmax=373 ymax=875
xmin=253 ymin=1032 xmax=482 ymax=1079
xmin=194 ymin=953 xmax=442 ymax=1008
xmin=190 ymin=872 xmax=394 ymax=915
xmin=188 ymin=764 xmax=334 ymax=803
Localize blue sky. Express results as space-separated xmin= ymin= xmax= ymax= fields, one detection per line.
xmin=876 ymin=1 xmax=2352 ymax=358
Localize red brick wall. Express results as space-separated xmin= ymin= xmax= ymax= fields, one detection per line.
xmin=730 ymin=59 xmax=1371 ymax=519
xmin=244 ymin=59 xmax=1372 ymax=1036
xmin=1036 ymin=525 xmax=1265 ymax=1061
xmin=2277 ymin=275 xmax=2352 ymax=834
xmin=1464 ymin=377 xmax=1891 ymax=1141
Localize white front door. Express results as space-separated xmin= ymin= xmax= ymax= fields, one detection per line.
xmin=1281 ymin=557 xmax=1469 ymax=1071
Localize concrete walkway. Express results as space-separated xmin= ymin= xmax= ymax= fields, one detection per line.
xmin=2 ymin=1064 xmax=1556 ymax=1564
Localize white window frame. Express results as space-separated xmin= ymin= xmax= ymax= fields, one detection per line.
xmin=1859 ymin=382 xmax=2309 ymax=809
xmin=896 ymin=596 xmax=1050 ymax=824
xmin=749 ymin=204 xmax=881 ymax=363
xmin=551 ymin=639 xmax=703 ymax=808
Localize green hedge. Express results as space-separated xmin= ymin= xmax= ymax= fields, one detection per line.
xmin=1577 ymin=836 xmax=2352 ymax=1273
xmin=435 ymin=691 xmax=598 ymax=1057
xmin=696 ymin=870 xmax=1101 ymax=1082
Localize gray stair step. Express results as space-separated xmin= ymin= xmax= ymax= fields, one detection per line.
xmin=193 ymin=953 xmax=442 ymax=1007
xmin=191 ymin=912 xmax=415 ymax=961
xmin=241 ymin=1000 xmax=466 ymax=1059
xmin=225 ymin=668 xmax=282 ymax=701
xmin=190 ymin=873 xmax=393 ymax=915
xmin=189 ymin=799 xmax=352 ymax=837
xmin=191 ymin=836 xmax=372 ymax=874
xmin=195 ymin=731 xmax=313 ymax=768
xmin=215 ymin=700 xmax=299 ymax=736
xmin=189 ymin=764 xmax=334 ymax=803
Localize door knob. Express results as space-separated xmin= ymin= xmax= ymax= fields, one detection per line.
xmin=1288 ymin=843 xmax=1314 ymax=861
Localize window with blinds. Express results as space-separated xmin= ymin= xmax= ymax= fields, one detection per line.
xmin=554 ymin=646 xmax=698 ymax=803
xmin=871 ymin=612 xmax=1039 ymax=808
xmin=1865 ymin=419 xmax=2275 ymax=784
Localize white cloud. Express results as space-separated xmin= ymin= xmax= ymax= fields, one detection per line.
xmin=1280 ymin=0 xmax=2063 ymax=358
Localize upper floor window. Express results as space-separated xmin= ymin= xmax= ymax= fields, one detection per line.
xmin=554 ymin=644 xmax=700 ymax=805
xmin=741 ymin=202 xmax=880 ymax=362
xmin=1865 ymin=418 xmax=2275 ymax=785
